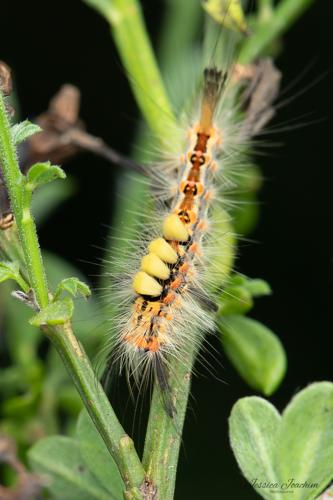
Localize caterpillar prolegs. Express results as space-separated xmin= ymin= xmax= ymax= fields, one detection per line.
xmin=105 ymin=57 xmax=280 ymax=416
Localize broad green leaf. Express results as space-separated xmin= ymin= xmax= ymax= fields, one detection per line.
xmin=26 ymin=161 xmax=66 ymax=191
xmin=28 ymin=436 xmax=111 ymax=500
xmin=229 ymin=275 xmax=271 ymax=298
xmin=229 ymin=397 xmax=281 ymax=500
xmin=229 ymin=383 xmax=333 ymax=500
xmin=0 ymin=261 xmax=28 ymax=290
xmin=29 ymin=297 xmax=73 ymax=326
xmin=219 ymin=284 xmax=253 ymax=316
xmin=203 ymin=0 xmax=248 ymax=34
xmin=219 ymin=315 xmax=286 ymax=395
xmin=54 ymin=277 xmax=91 ymax=301
xmin=76 ymin=410 xmax=123 ymax=498
xmin=10 ymin=120 xmax=41 ymax=144
xmin=275 ymin=382 xmax=333 ymax=500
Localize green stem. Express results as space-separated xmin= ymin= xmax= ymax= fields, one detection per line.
xmin=83 ymin=0 xmax=175 ymax=145
xmin=84 ymin=1 xmax=215 ymax=497
xmin=140 ymin=3 xmax=204 ymax=498
xmin=0 ymin=91 xmax=48 ymax=308
xmin=0 ymin=89 xmax=146 ymax=496
xmin=84 ymin=0 xmax=316 ymax=497
xmin=142 ymin=345 xmax=196 ymax=500
xmin=239 ymin=0 xmax=316 ymax=64
xmin=158 ymin=0 xmax=202 ymax=72
xmin=44 ymin=322 xmax=146 ymax=494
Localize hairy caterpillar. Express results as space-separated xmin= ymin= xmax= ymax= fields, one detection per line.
xmin=103 ymin=17 xmax=281 ymax=417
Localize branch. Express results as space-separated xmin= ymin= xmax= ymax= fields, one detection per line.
xmin=43 ymin=322 xmax=146 ymax=494
xmin=0 ymin=87 xmax=146 ymax=496
xmin=83 ymin=0 xmax=176 ymax=146
xmin=142 ymin=346 xmax=196 ymax=500
xmin=0 ymin=91 xmax=49 ymax=308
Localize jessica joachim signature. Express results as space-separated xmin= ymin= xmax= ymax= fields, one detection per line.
xmin=251 ymin=478 xmax=319 ymax=492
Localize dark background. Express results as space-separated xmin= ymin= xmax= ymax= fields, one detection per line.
xmin=1 ymin=0 xmax=332 ymax=498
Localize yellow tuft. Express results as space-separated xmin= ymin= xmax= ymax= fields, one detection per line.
xmin=133 ymin=272 xmax=162 ymax=297
xmin=141 ymin=253 xmax=170 ymax=280
xmin=148 ymin=238 xmax=178 ymax=264
xmin=163 ymin=214 xmax=189 ymax=242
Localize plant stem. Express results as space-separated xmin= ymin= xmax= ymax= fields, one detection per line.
xmin=0 ymin=90 xmax=146 ymax=496
xmin=84 ymin=1 xmax=221 ymax=497
xmin=141 ymin=2 xmax=204 ymax=497
xmin=158 ymin=0 xmax=202 ymax=72
xmin=142 ymin=345 xmax=196 ymax=500
xmin=84 ymin=0 xmax=317 ymax=497
xmin=44 ymin=322 xmax=146 ymax=494
xmin=83 ymin=0 xmax=175 ymax=145
xmin=238 ymin=0 xmax=316 ymax=64
xmin=0 ymin=92 xmax=48 ymax=308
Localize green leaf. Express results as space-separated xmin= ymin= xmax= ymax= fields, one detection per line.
xmin=275 ymin=382 xmax=333 ymax=500
xmin=219 ymin=285 xmax=253 ymax=316
xmin=76 ymin=410 xmax=124 ymax=498
xmin=0 ymin=261 xmax=20 ymax=283
xmin=54 ymin=277 xmax=91 ymax=301
xmin=26 ymin=161 xmax=66 ymax=191
xmin=229 ymin=383 xmax=333 ymax=500
xmin=229 ymin=397 xmax=281 ymax=500
xmin=28 ymin=436 xmax=111 ymax=500
xmin=245 ymin=279 xmax=271 ymax=297
xmin=219 ymin=315 xmax=286 ymax=395
xmin=219 ymin=275 xmax=271 ymax=316
xmin=10 ymin=120 xmax=41 ymax=144
xmin=232 ymin=194 xmax=260 ymax=236
xmin=0 ymin=261 xmax=28 ymax=291
xmin=29 ymin=297 xmax=74 ymax=326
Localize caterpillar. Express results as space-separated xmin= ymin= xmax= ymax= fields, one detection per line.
xmin=104 ymin=20 xmax=281 ymax=417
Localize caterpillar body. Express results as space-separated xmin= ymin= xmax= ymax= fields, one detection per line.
xmin=105 ymin=50 xmax=280 ymax=416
